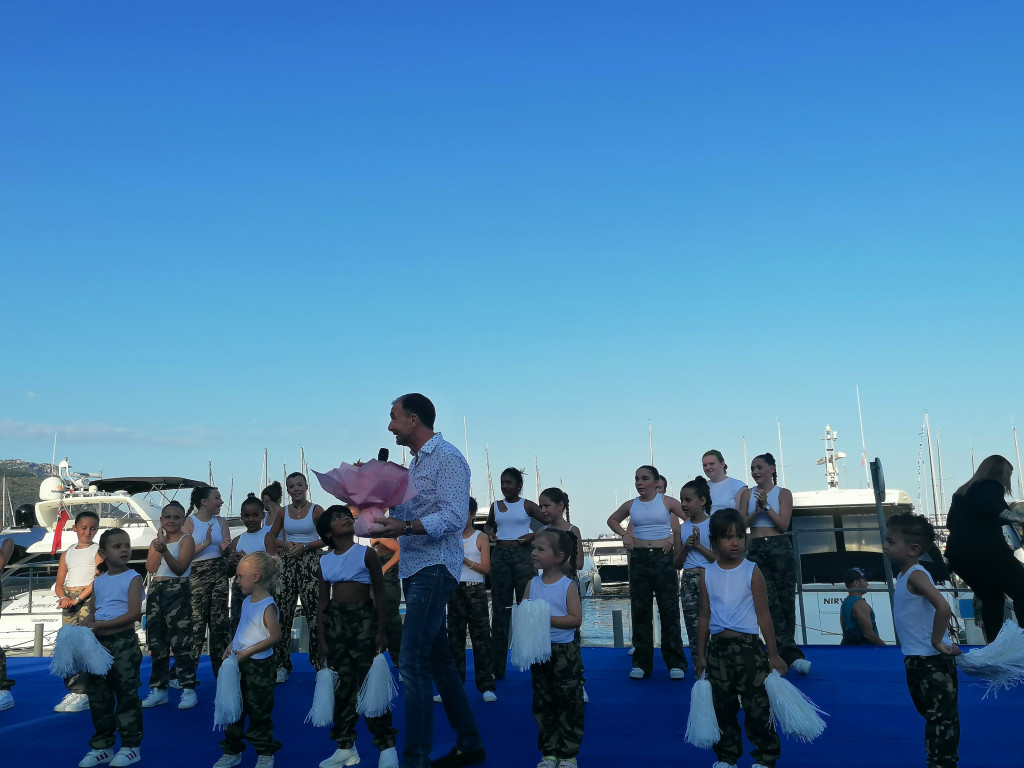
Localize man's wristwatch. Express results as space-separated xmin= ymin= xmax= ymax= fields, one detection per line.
xmin=403 ymin=522 xmax=415 ymax=537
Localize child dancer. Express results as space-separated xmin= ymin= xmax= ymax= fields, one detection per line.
xmin=524 ymin=528 xmax=584 ymax=768
xmin=446 ymin=497 xmax=496 ymax=702
xmin=316 ymin=505 xmax=399 ymax=768
xmin=839 ymin=566 xmax=885 ymax=646
xmin=694 ymin=508 xmax=786 ymax=768
xmin=674 ymin=477 xmax=715 ymax=649
xmin=883 ymin=513 xmax=961 ymax=768
xmin=54 ymin=510 xmax=101 ymax=713
xmin=142 ymin=500 xmax=198 ymax=709
xmin=79 ymin=529 xmax=144 ymax=768
xmin=228 ymin=495 xmax=277 ymax=636
xmin=0 ymin=532 xmax=13 ymax=711
xmin=214 ymin=551 xmax=283 ymax=768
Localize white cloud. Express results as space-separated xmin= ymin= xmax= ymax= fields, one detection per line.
xmin=26 ymin=392 xmax=38 ymax=399
xmin=0 ymin=419 xmax=209 ymax=447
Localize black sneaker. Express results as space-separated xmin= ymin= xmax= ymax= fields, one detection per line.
xmin=431 ymin=747 xmax=486 ymax=768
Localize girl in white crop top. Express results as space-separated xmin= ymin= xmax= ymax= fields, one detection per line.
xmin=54 ymin=511 xmax=102 ymax=712
xmin=702 ymin=450 xmax=748 ymax=513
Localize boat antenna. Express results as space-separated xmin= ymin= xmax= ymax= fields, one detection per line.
xmin=924 ymin=412 xmax=941 ymax=525
xmin=1014 ymin=420 xmax=1024 ymax=499
xmin=208 ymin=459 xmax=214 ymax=487
xmin=816 ymin=425 xmax=845 ymax=489
xmin=229 ymin=477 xmax=234 ymax=516
xmin=51 ymin=432 xmax=58 ymax=476
xmin=856 ymin=385 xmax=871 ymax=487
xmin=261 ymin=449 xmax=268 ymax=493
xmin=776 ymin=419 xmax=787 ymax=487
xmin=916 ymin=424 xmax=927 ymax=517
xmin=301 ymin=447 xmax=309 ymax=502
xmin=485 ymin=446 xmax=495 ymax=508
xmin=936 ymin=427 xmax=947 ymax=514
xmin=535 ymin=456 xmax=541 ymax=500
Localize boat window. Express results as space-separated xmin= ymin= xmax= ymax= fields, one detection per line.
xmin=789 ymin=516 xmax=836 ymax=555
xmin=841 ymin=514 xmax=883 ymax=552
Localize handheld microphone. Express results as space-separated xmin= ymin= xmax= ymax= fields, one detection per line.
xmin=378 ymin=448 xmax=389 ymax=464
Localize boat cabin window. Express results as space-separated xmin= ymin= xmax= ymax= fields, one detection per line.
xmin=840 ymin=514 xmax=883 ymax=552
xmin=789 ymin=516 xmax=836 ymax=556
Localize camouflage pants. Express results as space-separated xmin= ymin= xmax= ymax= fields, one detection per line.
xmin=378 ymin=559 xmax=404 ymax=665
xmin=706 ymin=633 xmax=780 ymax=768
xmin=147 ymin=579 xmax=197 ymax=689
xmin=447 ymin=582 xmax=495 ymax=693
xmin=679 ymin=569 xmax=702 ymax=648
xmin=229 ymin=580 xmax=244 ymax=639
xmin=628 ymin=548 xmax=686 ymax=674
xmin=323 ymin=601 xmax=398 ymax=750
xmin=190 ymin=558 xmax=230 ymax=677
xmin=490 ymin=544 xmax=536 ymax=678
xmin=747 ymin=535 xmax=804 ymax=666
xmin=275 ymin=548 xmax=323 ymax=673
xmin=86 ymin=629 xmax=143 ymax=750
xmin=0 ymin=586 xmax=12 ymax=691
xmin=220 ymin=656 xmax=282 ymax=756
xmin=62 ymin=585 xmax=92 ymax=693
xmin=531 ymin=642 xmax=585 ymax=759
xmin=905 ymin=655 xmax=960 ymax=768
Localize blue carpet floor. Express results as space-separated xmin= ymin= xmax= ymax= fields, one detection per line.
xmin=2 ymin=647 xmax=1021 ymax=767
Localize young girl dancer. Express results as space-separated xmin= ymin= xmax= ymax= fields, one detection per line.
xmin=702 ymin=450 xmax=747 ymax=513
xmin=228 ymin=495 xmax=277 ymax=636
xmin=695 ymin=508 xmax=787 ymax=768
xmin=54 ymin=510 xmax=101 ymax=713
xmin=79 ymin=528 xmax=144 ymax=768
xmin=142 ymin=501 xmax=198 ymax=709
xmin=525 ymin=528 xmax=584 ymax=768
xmin=214 ymin=551 xmax=283 ymax=768
xmin=185 ymin=486 xmax=231 ymax=678
xmin=538 ymin=489 xmax=584 ymax=581
xmin=316 ymin=505 xmax=399 ymax=768
xmin=674 ymin=477 xmax=715 ymax=649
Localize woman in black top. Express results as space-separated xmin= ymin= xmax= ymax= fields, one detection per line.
xmin=944 ymin=455 xmax=1024 ymax=642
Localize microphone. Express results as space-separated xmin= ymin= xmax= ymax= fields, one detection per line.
xmin=378 ymin=448 xmax=389 ymax=464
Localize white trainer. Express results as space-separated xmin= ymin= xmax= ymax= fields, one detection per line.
xmin=64 ymin=693 xmax=91 ymax=712
xmin=711 ymin=762 xmax=737 ymax=768
xmin=629 ymin=668 xmax=644 ymax=679
xmin=0 ymin=690 xmax=13 ymax=711
xmin=378 ymin=746 xmax=398 ymax=768
xmin=275 ymin=668 xmax=289 ymax=684
xmin=582 ymin=688 xmax=589 ymax=703
xmin=255 ymin=757 xmax=275 ymax=768
xmin=482 ymin=691 xmax=497 ymax=702
xmin=669 ymin=667 xmax=686 ymax=680
xmin=79 ymin=749 xmax=114 ymax=767
xmin=432 ymin=694 xmax=443 ymax=703
xmin=141 ymin=689 xmax=169 ymax=708
xmin=110 ymin=747 xmax=141 ymax=767
xmin=55 ymin=691 xmax=78 ymax=712
xmin=320 ymin=746 xmax=360 ymax=768
xmin=212 ymin=754 xmax=242 ymax=768
xmin=790 ymin=658 xmax=812 ymax=675
xmin=178 ymin=689 xmax=198 ymax=709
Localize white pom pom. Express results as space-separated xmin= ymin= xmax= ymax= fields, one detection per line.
xmin=509 ymin=599 xmax=552 ymax=671
xmin=50 ymin=626 xmax=113 ymax=677
xmin=306 ymin=668 xmax=339 ymax=726
xmin=357 ymin=654 xmax=398 ymax=718
xmin=764 ymin=669 xmax=827 ymax=743
xmin=957 ymin=619 xmax=1024 ymax=697
xmin=684 ymin=674 xmax=720 ymax=748
xmin=213 ymin=656 xmax=243 ymax=730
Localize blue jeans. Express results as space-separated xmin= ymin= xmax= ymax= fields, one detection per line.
xmin=401 ymin=565 xmax=483 ymax=768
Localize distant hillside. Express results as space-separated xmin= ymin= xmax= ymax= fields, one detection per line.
xmin=1 ymin=459 xmax=52 ymax=513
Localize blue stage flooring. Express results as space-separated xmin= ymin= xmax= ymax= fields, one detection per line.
xmin=3 ymin=646 xmax=1022 ymax=767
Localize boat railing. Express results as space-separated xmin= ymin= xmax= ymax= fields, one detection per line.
xmin=0 ymin=561 xmax=60 ymax=615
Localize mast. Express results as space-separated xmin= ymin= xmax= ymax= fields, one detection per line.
xmin=816 ymin=425 xmax=846 ymax=490
xmin=971 ymin=442 xmax=976 ymax=475
xmin=936 ymin=428 xmax=946 ymax=514
xmin=1014 ymin=422 xmax=1024 ymax=499
xmin=301 ymin=447 xmax=309 ymax=502
xmin=777 ymin=419 xmax=787 ymax=487
xmin=856 ymin=385 xmax=871 ymax=487
xmin=51 ymin=432 xmax=58 ymax=476
xmin=260 ymin=449 xmax=268 ymax=493
xmin=924 ymin=412 xmax=941 ymax=525
xmin=534 ymin=456 xmax=541 ymax=500
xmin=229 ymin=477 xmax=234 ymax=517
xmin=208 ymin=459 xmax=214 ymax=487
xmin=484 ymin=447 xmax=495 ymax=508
xmin=742 ymin=437 xmax=749 ymax=485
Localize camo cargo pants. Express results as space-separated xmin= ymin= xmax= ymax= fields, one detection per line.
xmin=190 ymin=558 xmax=230 ymax=677
xmin=0 ymin=586 xmax=13 ymax=691
xmin=220 ymin=655 xmax=282 ymax=756
xmin=531 ymin=642 xmax=585 ymax=760
xmin=706 ymin=633 xmax=780 ymax=768
xmin=62 ymin=585 xmax=93 ymax=693
xmin=86 ymin=629 xmax=143 ymax=750
xmin=275 ymin=548 xmax=324 ymax=673
xmin=905 ymin=654 xmax=960 ymax=768
xmin=490 ymin=543 xmax=537 ymax=679
xmin=447 ymin=582 xmax=496 ymax=693
xmin=323 ymin=601 xmax=398 ymax=750
xmin=679 ymin=569 xmax=702 ymax=647
xmin=147 ymin=579 xmax=197 ymax=689
xmin=628 ymin=548 xmax=686 ymax=675
xmin=747 ymin=535 xmax=804 ymax=666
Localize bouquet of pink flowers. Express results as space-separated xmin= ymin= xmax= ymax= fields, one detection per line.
xmin=312 ymin=459 xmax=418 ymax=537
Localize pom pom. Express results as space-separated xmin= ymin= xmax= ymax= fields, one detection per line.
xmin=306 ymin=668 xmax=339 ymax=726
xmin=764 ymin=669 xmax=827 ymax=743
xmin=957 ymin=619 xmax=1024 ymax=697
xmin=50 ymin=625 xmax=113 ymax=677
xmin=357 ymin=654 xmax=398 ymax=717
xmin=684 ymin=674 xmax=720 ymax=748
xmin=213 ymin=656 xmax=243 ymax=730
xmin=509 ymin=599 xmax=552 ymax=671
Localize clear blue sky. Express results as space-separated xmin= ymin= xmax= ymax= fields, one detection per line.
xmin=3 ymin=3 xmax=1022 ymax=537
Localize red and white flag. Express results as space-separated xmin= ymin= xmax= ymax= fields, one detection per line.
xmin=51 ymin=502 xmax=71 ymax=555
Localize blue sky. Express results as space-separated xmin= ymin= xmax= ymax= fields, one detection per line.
xmin=3 ymin=3 xmax=1022 ymax=536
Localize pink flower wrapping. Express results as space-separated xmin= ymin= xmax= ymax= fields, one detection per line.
xmin=312 ymin=460 xmax=418 ymax=537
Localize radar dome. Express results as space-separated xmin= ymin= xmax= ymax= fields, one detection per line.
xmin=39 ymin=477 xmax=65 ymax=501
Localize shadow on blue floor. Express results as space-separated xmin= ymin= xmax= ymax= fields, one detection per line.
xmin=3 ymin=647 xmax=1023 ymax=767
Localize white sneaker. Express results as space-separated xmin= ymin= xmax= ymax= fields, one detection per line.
xmin=629 ymin=668 xmax=644 ymax=679
xmin=178 ymin=689 xmax=198 ymax=709
xmin=669 ymin=667 xmax=686 ymax=680
xmin=790 ymin=658 xmax=812 ymax=675
xmin=752 ymin=764 xmax=772 ymax=768
xmin=275 ymin=668 xmax=289 ymax=684
xmin=255 ymin=757 xmax=275 ymax=768
xmin=320 ymin=746 xmax=360 ymax=768
xmin=55 ymin=691 xmax=77 ymax=712
xmin=141 ymin=689 xmax=169 ymax=708
xmin=378 ymin=747 xmax=398 ymax=768
xmin=482 ymin=691 xmax=497 ymax=702
xmin=627 ymin=647 xmax=635 ymax=655
xmin=432 ymin=694 xmax=443 ymax=703
xmin=110 ymin=747 xmax=141 ymax=767
xmin=582 ymin=687 xmax=589 ymax=703
xmin=168 ymin=678 xmax=182 ymax=689
xmin=79 ymin=749 xmax=114 ymax=767
xmin=213 ymin=754 xmax=243 ymax=768
xmin=64 ymin=692 xmax=91 ymax=712
xmin=711 ymin=763 xmax=737 ymax=768
xmin=0 ymin=690 xmax=13 ymax=711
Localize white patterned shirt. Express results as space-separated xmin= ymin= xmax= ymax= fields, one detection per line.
xmin=391 ymin=432 xmax=471 ymax=580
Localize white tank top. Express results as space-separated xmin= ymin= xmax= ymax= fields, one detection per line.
xmin=709 ymin=477 xmax=747 ymax=513
xmin=628 ymin=494 xmax=672 ymax=540
xmin=461 ymin=531 xmax=484 ymax=583
xmin=236 ymin=528 xmax=269 ymax=555
xmin=528 ymin=574 xmax=575 ymax=644
xmin=747 ymin=486 xmax=783 ymax=529
xmin=64 ymin=542 xmax=99 ymax=587
xmin=680 ymin=518 xmax=713 ymax=569
xmin=93 ymin=570 xmax=142 ymax=622
xmin=283 ymin=505 xmax=320 ymax=544
xmin=704 ymin=559 xmax=759 ymax=635
xmin=154 ymin=536 xmax=193 ymax=578
xmin=190 ymin=516 xmax=224 ymax=561
xmin=320 ymin=544 xmax=371 ymax=585
xmin=494 ymin=498 xmax=532 ymax=540
xmin=232 ymin=595 xmax=277 ymax=659
xmin=894 ymin=564 xmax=949 ymax=656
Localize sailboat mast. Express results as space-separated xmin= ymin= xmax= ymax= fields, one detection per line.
xmin=856 ymin=385 xmax=871 ymax=487
xmin=936 ymin=428 xmax=946 ymax=514
xmin=924 ymin=412 xmax=941 ymax=525
xmin=1014 ymin=422 xmax=1024 ymax=499
xmin=485 ymin=447 xmax=495 ymax=508
xmin=261 ymin=449 xmax=268 ymax=493
xmin=535 ymin=457 xmax=541 ymax=500
xmin=777 ymin=419 xmax=787 ymax=487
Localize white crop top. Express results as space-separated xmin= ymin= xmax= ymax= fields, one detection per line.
xmin=320 ymin=544 xmax=371 ymax=585
xmin=190 ymin=516 xmax=224 ymax=561
xmin=461 ymin=531 xmax=484 ymax=583
xmin=894 ymin=564 xmax=949 ymax=656
xmin=704 ymin=559 xmax=759 ymax=635
xmin=528 ymin=574 xmax=575 ymax=644
xmin=93 ymin=570 xmax=142 ymax=622
xmin=154 ymin=536 xmax=193 ymax=578
xmin=629 ymin=494 xmax=672 ymax=540
xmin=680 ymin=518 xmax=713 ymax=569
xmin=709 ymin=477 xmax=747 ymax=513
xmin=232 ymin=595 xmax=278 ymax=659
xmin=64 ymin=542 xmax=99 ymax=587
xmin=494 ymin=498 xmax=532 ymax=540
xmin=236 ymin=528 xmax=269 ymax=555
xmin=747 ymin=486 xmax=783 ymax=529
xmin=283 ymin=506 xmax=320 ymax=544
